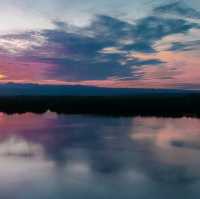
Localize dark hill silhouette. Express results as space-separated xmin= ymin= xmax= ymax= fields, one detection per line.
xmin=0 ymin=83 xmax=199 ymax=117
xmin=0 ymin=83 xmax=197 ymax=96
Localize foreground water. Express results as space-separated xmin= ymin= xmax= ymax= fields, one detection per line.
xmin=0 ymin=112 xmax=200 ymax=198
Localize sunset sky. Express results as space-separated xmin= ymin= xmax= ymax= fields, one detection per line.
xmin=0 ymin=0 xmax=200 ymax=89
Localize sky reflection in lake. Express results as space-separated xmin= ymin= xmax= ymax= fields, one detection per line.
xmin=0 ymin=113 xmax=200 ymax=198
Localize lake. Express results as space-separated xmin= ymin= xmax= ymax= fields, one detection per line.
xmin=0 ymin=112 xmax=200 ymax=198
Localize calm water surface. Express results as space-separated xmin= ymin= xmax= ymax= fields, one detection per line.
xmin=0 ymin=112 xmax=200 ymax=198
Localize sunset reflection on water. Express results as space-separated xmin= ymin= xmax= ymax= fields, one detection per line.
xmin=0 ymin=113 xmax=200 ymax=198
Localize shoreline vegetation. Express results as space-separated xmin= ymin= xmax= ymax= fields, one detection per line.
xmin=0 ymin=93 xmax=200 ymax=117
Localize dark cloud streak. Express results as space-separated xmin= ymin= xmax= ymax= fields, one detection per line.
xmin=154 ymin=1 xmax=200 ymax=19
xmin=0 ymin=2 xmax=199 ymax=83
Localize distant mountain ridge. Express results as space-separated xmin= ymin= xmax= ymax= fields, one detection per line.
xmin=0 ymin=83 xmax=197 ymax=96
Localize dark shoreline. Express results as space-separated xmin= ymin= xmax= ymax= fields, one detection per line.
xmin=0 ymin=94 xmax=200 ymax=117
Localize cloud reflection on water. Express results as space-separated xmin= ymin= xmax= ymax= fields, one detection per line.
xmin=0 ymin=113 xmax=199 ymax=198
